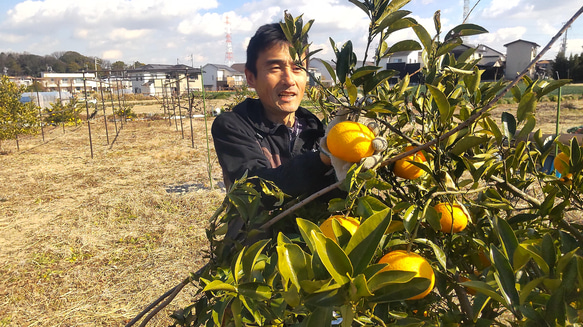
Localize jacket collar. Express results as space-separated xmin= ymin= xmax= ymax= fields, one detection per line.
xmin=234 ymin=98 xmax=322 ymax=135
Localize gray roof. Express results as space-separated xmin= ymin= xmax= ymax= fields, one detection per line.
xmin=127 ymin=64 xmax=201 ymax=73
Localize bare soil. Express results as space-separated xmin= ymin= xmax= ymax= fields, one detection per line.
xmin=0 ymin=97 xmax=581 ymax=326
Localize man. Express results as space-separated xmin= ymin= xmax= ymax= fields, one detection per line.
xmin=211 ymin=23 xmax=334 ymax=199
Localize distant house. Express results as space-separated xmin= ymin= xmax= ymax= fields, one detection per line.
xmin=536 ymin=59 xmax=554 ymax=79
xmin=126 ymin=64 xmax=202 ymax=96
xmin=504 ymin=39 xmax=539 ymax=80
xmin=378 ymin=51 xmax=422 ymax=84
xmin=452 ymin=43 xmax=505 ymax=81
xmin=202 ymin=64 xmax=245 ymax=91
xmin=380 ymin=51 xmax=421 ymax=65
xmin=39 ymin=72 xmax=97 ymax=93
xmin=230 ymin=63 xmax=246 ymax=74
xmin=309 ymin=58 xmax=336 ymax=87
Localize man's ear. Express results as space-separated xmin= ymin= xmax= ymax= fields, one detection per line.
xmin=245 ymin=69 xmax=256 ymax=88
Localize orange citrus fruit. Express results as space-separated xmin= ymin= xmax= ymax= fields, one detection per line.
xmin=378 ymin=250 xmax=435 ymax=300
xmin=393 ymin=146 xmax=427 ymax=179
xmin=319 ymin=215 xmax=360 ymax=242
xmin=326 ymin=121 xmax=375 ymax=163
xmin=434 ymin=203 xmax=468 ymax=233
xmin=554 ymin=152 xmax=570 ymax=175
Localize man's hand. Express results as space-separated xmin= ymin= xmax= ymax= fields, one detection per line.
xmin=320 ymin=109 xmax=387 ymax=181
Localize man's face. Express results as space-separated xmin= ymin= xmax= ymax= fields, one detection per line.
xmin=245 ymin=42 xmax=307 ymax=125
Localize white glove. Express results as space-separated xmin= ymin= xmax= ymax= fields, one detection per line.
xmin=320 ymin=109 xmax=387 ymax=181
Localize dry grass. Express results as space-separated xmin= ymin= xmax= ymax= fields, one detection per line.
xmin=0 ymin=97 xmax=581 ymax=326
xmin=0 ymin=101 xmax=227 ymax=326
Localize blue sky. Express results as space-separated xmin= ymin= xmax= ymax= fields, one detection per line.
xmin=0 ymin=0 xmax=582 ymax=68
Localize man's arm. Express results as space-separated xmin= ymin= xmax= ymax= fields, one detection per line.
xmin=212 ymin=114 xmax=333 ymax=197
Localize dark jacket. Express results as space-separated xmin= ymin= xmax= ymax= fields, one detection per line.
xmin=211 ymin=98 xmax=335 ymax=197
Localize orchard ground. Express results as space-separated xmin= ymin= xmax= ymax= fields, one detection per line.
xmin=0 ymin=93 xmax=582 ymax=326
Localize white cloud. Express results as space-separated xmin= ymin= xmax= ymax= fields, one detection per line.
xmin=481 ymin=0 xmax=521 ymax=18
xmin=102 ymin=49 xmax=123 ymax=60
xmin=0 ymin=0 xmax=582 ymax=65
xmin=109 ymin=28 xmax=149 ymax=41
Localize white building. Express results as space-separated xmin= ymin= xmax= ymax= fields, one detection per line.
xmin=126 ymin=64 xmax=202 ymax=96
xmin=504 ymin=39 xmax=539 ymax=80
xmin=202 ymin=64 xmax=245 ymax=91
xmin=39 ymin=72 xmax=97 ymax=93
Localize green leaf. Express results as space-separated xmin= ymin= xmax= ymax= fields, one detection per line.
xmin=369 ymin=277 xmax=432 ymax=302
xmin=435 ymin=38 xmax=463 ymax=58
xmin=426 ymin=84 xmax=451 ymax=124
xmin=305 ymin=307 xmax=334 ymax=327
xmin=544 ymin=287 xmax=566 ymax=325
xmin=491 ymin=246 xmax=520 ymax=309
xmin=501 ymin=112 xmax=516 ymax=141
xmin=424 ymin=205 xmax=441 ymax=232
xmin=445 ymin=23 xmax=489 ymax=40
xmin=516 ymin=115 xmax=536 ymax=141
xmin=340 ymin=304 xmax=355 ymax=327
xmin=383 ymin=40 xmax=422 ymax=57
xmin=367 ymin=270 xmax=416 ymax=291
xmin=412 ymin=23 xmax=432 ymax=53
xmin=374 ymin=10 xmax=411 ymax=33
xmin=451 ymin=135 xmax=488 ymax=156
xmin=346 ymin=208 xmax=392 ymax=275
xmin=460 ymin=280 xmax=508 ymax=305
xmin=350 ymin=65 xmax=379 ymax=84
xmin=363 ymin=69 xmax=398 ymax=94
xmin=484 ymin=116 xmax=503 ymax=145
xmin=345 ymin=76 xmax=357 ymax=105
xmin=237 ymin=282 xmax=272 ymax=301
xmin=348 ymin=0 xmax=369 ymax=15
xmin=541 ymin=233 xmax=556 ymax=275
xmin=350 ymin=273 xmax=373 ymax=301
xmin=356 ymin=195 xmax=389 ymax=219
xmin=297 ymin=218 xmax=321 ymax=254
xmin=402 ymin=204 xmax=419 ymax=233
xmin=230 ymin=297 xmax=243 ymax=327
xmin=312 ymin=230 xmax=353 ymax=284
xmin=516 ymin=92 xmax=537 ymax=123
xmin=203 ymin=280 xmax=237 ymax=293
xmin=519 ymin=277 xmax=544 ymax=305
xmin=319 ymin=56 xmax=337 ymax=83
xmin=336 ymin=41 xmax=354 ymax=84
xmin=537 ymin=79 xmax=571 ymax=98
xmin=492 ymin=215 xmax=519 ymax=263
xmin=242 ymin=239 xmax=269 ymax=282
xmin=277 ymin=238 xmax=310 ymax=289
xmin=304 ymin=283 xmax=347 ymax=307
xmin=416 ymin=238 xmax=447 ymax=271
xmin=515 ymin=244 xmax=549 ymax=274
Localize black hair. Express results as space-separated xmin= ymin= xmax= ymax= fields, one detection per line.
xmin=245 ymin=23 xmax=308 ymax=76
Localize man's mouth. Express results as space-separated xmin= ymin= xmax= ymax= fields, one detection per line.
xmin=279 ymin=91 xmax=296 ymax=100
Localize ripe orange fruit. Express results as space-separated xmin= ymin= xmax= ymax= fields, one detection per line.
xmin=434 ymin=203 xmax=468 ymax=233
xmin=378 ymin=250 xmax=435 ymax=300
xmin=393 ymin=146 xmax=427 ymax=179
xmin=320 ymin=215 xmax=360 ymax=242
xmin=326 ymin=121 xmax=376 ymax=163
xmin=554 ymin=152 xmax=570 ymax=175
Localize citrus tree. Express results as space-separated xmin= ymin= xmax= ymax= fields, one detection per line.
xmin=156 ymin=2 xmax=583 ymax=326
xmin=0 ymin=75 xmax=39 ymax=150
xmin=43 ymin=97 xmax=82 ymax=126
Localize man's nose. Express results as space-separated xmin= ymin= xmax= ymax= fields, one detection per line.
xmin=281 ymin=67 xmax=296 ymax=85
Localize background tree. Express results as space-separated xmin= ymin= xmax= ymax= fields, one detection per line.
xmin=111 ymin=61 xmax=126 ymax=71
